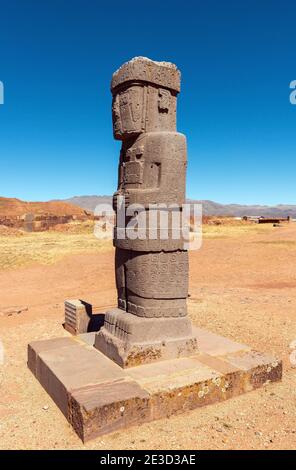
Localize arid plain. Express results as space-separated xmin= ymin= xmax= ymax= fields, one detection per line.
xmin=0 ymin=221 xmax=296 ymax=449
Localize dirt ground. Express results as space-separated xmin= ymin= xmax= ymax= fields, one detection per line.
xmin=0 ymin=223 xmax=296 ymax=450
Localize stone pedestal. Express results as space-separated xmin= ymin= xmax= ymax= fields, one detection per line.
xmin=94 ymin=308 xmax=198 ymax=368
xmin=28 ymin=328 xmax=282 ymax=442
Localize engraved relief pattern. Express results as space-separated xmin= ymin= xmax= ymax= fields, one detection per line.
xmin=111 ymin=57 xmax=189 ymax=319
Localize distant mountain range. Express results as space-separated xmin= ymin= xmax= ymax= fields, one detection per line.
xmin=62 ymin=195 xmax=296 ymax=218
xmin=62 ymin=195 xmax=113 ymax=212
xmin=0 ymin=197 xmax=88 ymax=217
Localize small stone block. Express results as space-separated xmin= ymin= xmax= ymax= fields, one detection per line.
xmin=64 ymin=299 xmax=92 ymax=335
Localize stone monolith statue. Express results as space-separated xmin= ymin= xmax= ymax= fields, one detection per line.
xmin=94 ymin=57 xmax=198 ymax=367
xmin=28 ymin=57 xmax=282 ymax=442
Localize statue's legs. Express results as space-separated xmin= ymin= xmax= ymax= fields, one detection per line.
xmin=115 ymin=248 xmax=129 ymax=311
xmin=95 ymin=248 xmax=197 ymax=368
xmin=125 ymin=250 xmax=188 ymax=318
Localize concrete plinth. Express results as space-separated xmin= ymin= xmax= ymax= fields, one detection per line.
xmin=28 ymin=328 xmax=282 ymax=442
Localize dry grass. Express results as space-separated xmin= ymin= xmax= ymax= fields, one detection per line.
xmin=49 ymin=221 xmax=96 ymax=234
xmin=0 ymin=221 xmax=277 ymax=271
xmin=253 ymin=240 xmax=296 ymax=247
xmin=202 ymin=222 xmax=273 ymax=239
xmin=1 ymin=222 xmax=296 ymax=449
xmin=0 ymin=231 xmax=112 ymax=270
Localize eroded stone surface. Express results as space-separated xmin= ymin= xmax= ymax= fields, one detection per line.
xmin=95 ymin=57 xmax=196 ymax=366
xmin=94 ymin=309 xmax=198 ymax=367
xmin=64 ymin=299 xmax=92 ymax=335
xmin=28 ymin=331 xmax=282 ymax=442
xmin=69 ymin=380 xmax=150 ymax=441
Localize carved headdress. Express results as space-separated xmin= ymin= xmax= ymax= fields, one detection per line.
xmin=111 ymin=56 xmax=181 ymax=94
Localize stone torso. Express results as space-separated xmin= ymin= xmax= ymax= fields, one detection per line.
xmin=117 ymin=132 xmax=187 ymax=206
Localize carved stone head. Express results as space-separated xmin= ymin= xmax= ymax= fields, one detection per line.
xmin=111 ymin=57 xmax=181 ymax=140
xmin=112 ymin=85 xmax=145 ymax=139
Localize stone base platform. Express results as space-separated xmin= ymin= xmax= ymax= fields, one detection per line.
xmin=28 ymin=328 xmax=282 ymax=442
xmin=94 ymin=308 xmax=198 ymax=368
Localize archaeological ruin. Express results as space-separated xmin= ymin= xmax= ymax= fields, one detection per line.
xmin=28 ymin=58 xmax=282 ymax=442
xmin=94 ymin=57 xmax=198 ymax=367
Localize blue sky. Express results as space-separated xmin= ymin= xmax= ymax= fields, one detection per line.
xmin=0 ymin=0 xmax=295 ymax=205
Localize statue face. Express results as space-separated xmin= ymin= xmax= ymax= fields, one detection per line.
xmin=112 ymin=84 xmax=145 ymax=140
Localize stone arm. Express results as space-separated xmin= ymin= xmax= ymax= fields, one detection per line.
xmin=123 ymin=132 xmax=187 ymax=208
